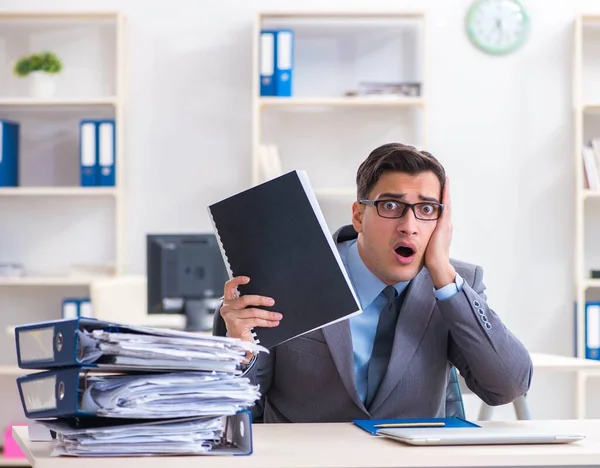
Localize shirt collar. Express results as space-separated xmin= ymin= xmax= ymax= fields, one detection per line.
xmin=346 ymin=239 xmax=410 ymax=309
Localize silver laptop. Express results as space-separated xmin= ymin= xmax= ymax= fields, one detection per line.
xmin=377 ymin=426 xmax=585 ymax=446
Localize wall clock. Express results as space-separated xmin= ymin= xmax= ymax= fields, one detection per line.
xmin=466 ymin=0 xmax=530 ymax=55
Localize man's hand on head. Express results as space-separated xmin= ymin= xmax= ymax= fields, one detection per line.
xmin=424 ymin=176 xmax=456 ymax=289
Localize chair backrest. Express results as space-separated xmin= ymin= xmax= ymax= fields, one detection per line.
xmin=445 ymin=367 xmax=465 ymax=419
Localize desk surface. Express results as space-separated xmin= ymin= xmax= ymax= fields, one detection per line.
xmin=530 ymin=353 xmax=600 ymax=371
xmin=13 ymin=419 xmax=600 ymax=468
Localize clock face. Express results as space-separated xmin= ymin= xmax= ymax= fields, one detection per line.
xmin=466 ymin=0 xmax=530 ymax=55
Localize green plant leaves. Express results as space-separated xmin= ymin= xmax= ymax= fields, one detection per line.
xmin=13 ymin=51 xmax=63 ymax=77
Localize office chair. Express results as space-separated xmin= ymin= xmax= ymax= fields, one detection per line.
xmin=445 ymin=366 xmax=466 ymax=419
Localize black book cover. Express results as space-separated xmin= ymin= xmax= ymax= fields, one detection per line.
xmin=208 ymin=170 xmax=361 ymax=349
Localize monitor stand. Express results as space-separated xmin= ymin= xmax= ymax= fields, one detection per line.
xmin=184 ymin=298 xmax=218 ymax=332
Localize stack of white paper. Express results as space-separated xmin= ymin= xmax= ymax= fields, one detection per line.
xmin=43 ymin=416 xmax=226 ymax=456
xmin=32 ymin=323 xmax=266 ymax=456
xmin=78 ymin=326 xmax=265 ymax=372
xmin=80 ymin=372 xmax=260 ymax=418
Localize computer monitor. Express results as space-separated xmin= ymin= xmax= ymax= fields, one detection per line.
xmin=146 ymin=233 xmax=229 ymax=332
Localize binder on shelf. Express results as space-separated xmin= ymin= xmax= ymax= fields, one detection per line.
xmin=79 ymin=120 xmax=97 ymax=187
xmin=574 ymin=301 xmax=600 ymax=360
xmin=61 ymin=299 xmax=79 ymax=319
xmin=207 ymin=170 xmax=362 ymax=349
xmin=98 ymin=119 xmax=116 ymax=187
xmin=259 ymin=30 xmax=276 ymax=96
xmin=275 ymin=29 xmax=294 ymax=97
xmin=61 ymin=298 xmax=92 ymax=319
xmin=585 ymin=302 xmax=600 ymax=360
xmin=0 ymin=120 xmax=19 ymax=187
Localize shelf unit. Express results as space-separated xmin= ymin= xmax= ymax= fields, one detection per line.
xmin=575 ymin=15 xmax=600 ymax=359
xmin=0 ymin=11 xmax=127 ymax=443
xmin=251 ymin=11 xmax=427 ymax=229
xmin=572 ymin=14 xmax=600 ymax=418
xmin=0 ymin=10 xmax=126 ymax=278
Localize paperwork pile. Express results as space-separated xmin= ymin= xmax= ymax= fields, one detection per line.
xmin=15 ymin=318 xmax=266 ymax=456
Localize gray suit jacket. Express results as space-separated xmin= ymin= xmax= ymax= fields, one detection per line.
xmin=214 ymin=225 xmax=533 ymax=423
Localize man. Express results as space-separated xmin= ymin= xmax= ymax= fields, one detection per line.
xmin=213 ymin=143 xmax=533 ymax=423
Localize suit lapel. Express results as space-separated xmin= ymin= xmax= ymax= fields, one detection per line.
xmin=322 ymin=320 xmax=369 ymax=415
xmin=368 ymin=268 xmax=436 ymax=414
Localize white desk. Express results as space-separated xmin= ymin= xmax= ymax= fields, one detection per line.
xmin=12 ymin=420 xmax=600 ymax=468
xmin=475 ymin=353 xmax=600 ymax=420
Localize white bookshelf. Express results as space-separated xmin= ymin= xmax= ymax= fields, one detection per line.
xmin=572 ymin=15 xmax=600 ymax=418
xmin=0 ymin=11 xmax=127 ymax=438
xmin=0 ymin=10 xmax=126 ymax=275
xmin=251 ymin=11 xmax=427 ymax=230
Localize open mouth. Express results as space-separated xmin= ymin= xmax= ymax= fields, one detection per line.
xmin=395 ymin=246 xmax=415 ymax=258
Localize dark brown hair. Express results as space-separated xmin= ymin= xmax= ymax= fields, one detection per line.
xmin=356 ymin=143 xmax=446 ymax=200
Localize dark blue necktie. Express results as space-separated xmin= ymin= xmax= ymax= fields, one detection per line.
xmin=365 ymin=285 xmax=400 ymax=408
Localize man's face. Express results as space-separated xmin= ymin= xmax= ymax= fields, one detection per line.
xmin=352 ymin=171 xmax=442 ymax=285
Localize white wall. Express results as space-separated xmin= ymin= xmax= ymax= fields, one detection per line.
xmin=3 ymin=0 xmax=600 ymax=420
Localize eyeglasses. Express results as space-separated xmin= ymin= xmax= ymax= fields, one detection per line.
xmin=359 ymin=199 xmax=444 ymax=221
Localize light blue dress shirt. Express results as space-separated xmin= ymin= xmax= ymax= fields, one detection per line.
xmin=339 ymin=239 xmax=464 ymax=403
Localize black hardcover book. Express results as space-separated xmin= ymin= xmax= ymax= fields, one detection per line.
xmin=208 ymin=170 xmax=361 ymax=349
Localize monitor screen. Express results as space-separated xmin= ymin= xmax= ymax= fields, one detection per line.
xmin=146 ymin=233 xmax=229 ymax=331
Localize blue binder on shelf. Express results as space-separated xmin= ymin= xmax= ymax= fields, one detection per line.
xmin=274 ymin=29 xmax=294 ymax=97
xmin=575 ymin=301 xmax=600 ymax=360
xmin=61 ymin=298 xmax=92 ymax=319
xmin=0 ymin=120 xmax=19 ymax=187
xmin=260 ymin=30 xmax=276 ymax=96
xmin=79 ymin=120 xmax=97 ymax=187
xmin=97 ymin=119 xmax=116 ymax=187
xmin=353 ymin=417 xmax=480 ymax=436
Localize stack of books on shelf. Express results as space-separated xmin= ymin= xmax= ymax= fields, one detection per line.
xmin=13 ymin=317 xmax=266 ymax=457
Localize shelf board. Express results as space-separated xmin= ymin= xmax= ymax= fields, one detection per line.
xmin=582 ymin=279 xmax=600 ymax=289
xmin=259 ymin=11 xmax=425 ymax=19
xmin=0 ymin=276 xmax=106 ymax=286
xmin=0 ymin=365 xmax=26 ymax=376
xmin=0 ymin=11 xmax=120 ymax=20
xmin=259 ymin=96 xmax=425 ymax=108
xmin=0 ymin=97 xmax=118 ymax=107
xmin=0 ymin=187 xmax=117 ymax=197
xmin=582 ymin=189 xmax=600 ymax=199
xmin=582 ymin=104 xmax=600 ymax=113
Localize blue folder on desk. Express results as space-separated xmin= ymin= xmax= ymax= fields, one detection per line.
xmin=353 ymin=417 xmax=479 ymax=435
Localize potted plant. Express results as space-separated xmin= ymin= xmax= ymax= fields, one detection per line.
xmin=13 ymin=51 xmax=63 ymax=98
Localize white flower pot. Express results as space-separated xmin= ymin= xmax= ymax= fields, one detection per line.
xmin=30 ymin=71 xmax=57 ymax=98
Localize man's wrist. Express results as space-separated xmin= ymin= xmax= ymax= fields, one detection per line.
xmin=429 ymin=262 xmax=456 ymax=289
